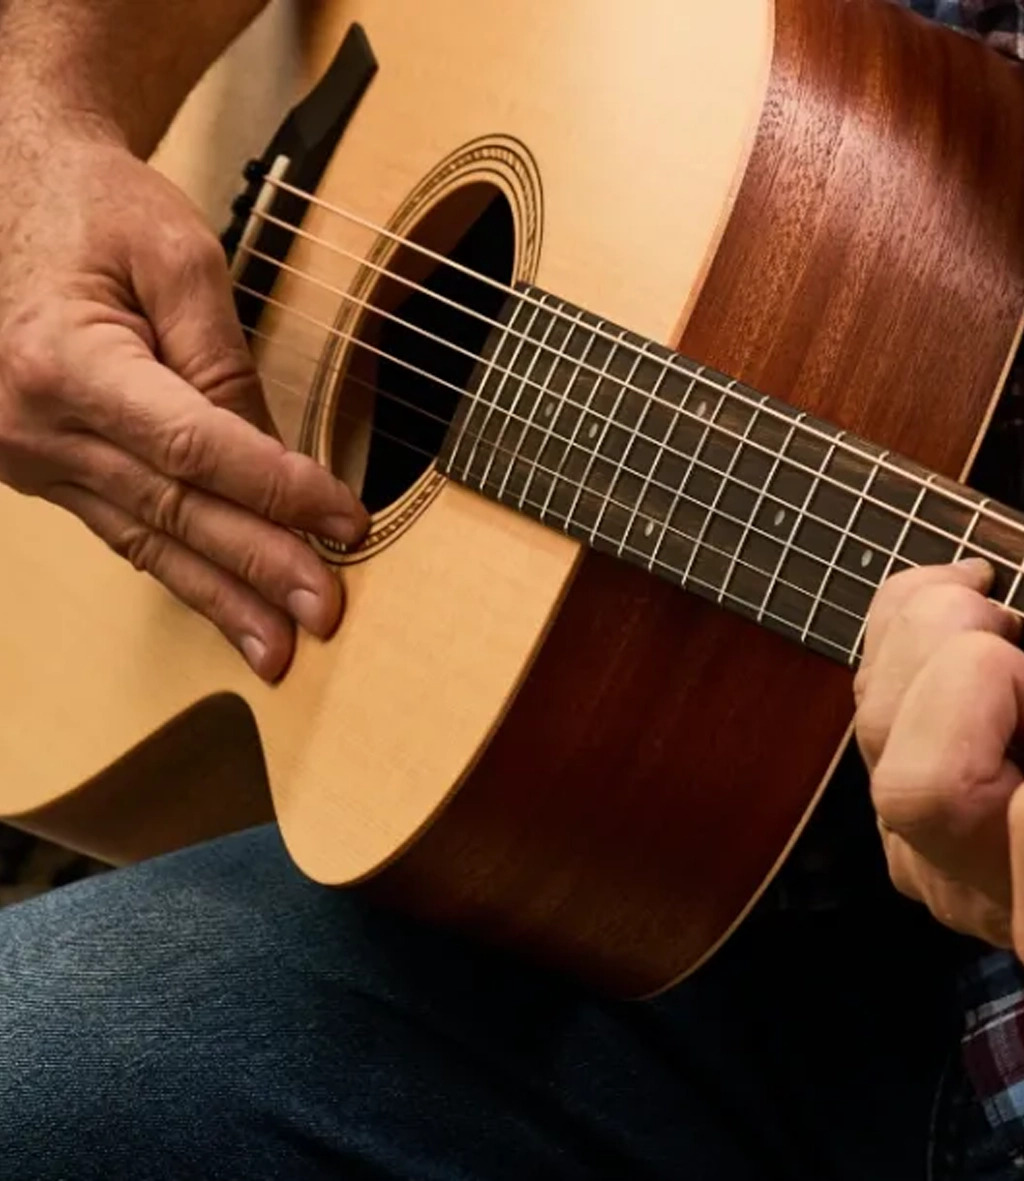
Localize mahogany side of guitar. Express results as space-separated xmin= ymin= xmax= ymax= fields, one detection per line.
xmin=368 ymin=0 xmax=1024 ymax=997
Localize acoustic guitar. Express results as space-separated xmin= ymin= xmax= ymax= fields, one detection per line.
xmin=4 ymin=0 xmax=1024 ymax=999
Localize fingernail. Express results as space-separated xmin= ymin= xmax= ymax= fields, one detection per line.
xmin=287 ymin=588 xmax=328 ymax=633
xmin=240 ymin=634 xmax=267 ymax=673
xmin=319 ymin=511 xmax=367 ymax=545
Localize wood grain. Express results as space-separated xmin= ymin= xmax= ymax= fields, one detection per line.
xmin=369 ymin=0 xmax=1024 ymax=998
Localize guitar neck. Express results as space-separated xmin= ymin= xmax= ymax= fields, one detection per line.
xmin=439 ymin=284 xmax=1024 ymax=666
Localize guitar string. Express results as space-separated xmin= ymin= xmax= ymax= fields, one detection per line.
xmin=248 ymin=300 xmax=1024 ymax=647
xmin=242 ymin=287 xmax=903 ymax=599
xmin=261 ymin=365 xmax=868 ymax=647
xmin=255 ymin=340 xmax=873 ymax=615
xmin=258 ymin=175 xmax=1024 ymax=546
xmin=247 ymin=326 xmax=451 ymax=431
xmin=234 ymin=273 xmax=1024 ymax=592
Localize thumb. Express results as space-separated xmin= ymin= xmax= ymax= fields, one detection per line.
xmin=132 ymin=216 xmax=278 ymax=437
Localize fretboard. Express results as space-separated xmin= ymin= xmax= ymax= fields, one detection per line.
xmin=438 ymin=284 xmax=1024 ymax=666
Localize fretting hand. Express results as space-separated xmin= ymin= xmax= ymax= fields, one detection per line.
xmin=0 ymin=117 xmax=368 ymax=683
xmin=856 ymin=558 xmax=1024 ymax=952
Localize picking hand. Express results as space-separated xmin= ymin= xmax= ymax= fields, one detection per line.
xmin=0 ymin=120 xmax=368 ymax=682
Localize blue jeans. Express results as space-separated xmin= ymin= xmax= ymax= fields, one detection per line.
xmin=0 ymin=816 xmax=967 ymax=1180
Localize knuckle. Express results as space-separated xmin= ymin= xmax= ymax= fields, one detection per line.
xmin=237 ymin=548 xmax=262 ymax=588
xmin=157 ymin=224 xmax=224 ymax=286
xmin=160 ymin=418 xmax=209 ymax=481
xmin=854 ymin=696 xmax=890 ymax=765
xmin=871 ymin=722 xmax=997 ymax=845
xmin=198 ymin=581 xmax=232 ymax=630
xmin=875 ymin=564 xmax=921 ymax=601
xmin=895 ymin=583 xmax=997 ymax=640
xmin=183 ymin=348 xmax=259 ymax=407
xmin=109 ymin=521 xmax=164 ymax=574
xmin=148 ymin=479 xmax=189 ymax=537
xmin=257 ymin=449 xmax=297 ymax=520
xmin=0 ymin=304 xmax=67 ymax=404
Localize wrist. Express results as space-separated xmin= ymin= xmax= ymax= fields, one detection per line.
xmin=0 ymin=2 xmax=272 ymax=160
xmin=0 ymin=60 xmax=130 ymax=158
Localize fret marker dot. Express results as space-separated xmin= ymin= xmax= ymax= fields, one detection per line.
xmin=543 ymin=402 xmax=554 ymax=418
xmin=644 ymin=520 xmax=656 ymax=539
xmin=588 ymin=423 xmax=599 ymax=440
xmin=860 ymin=549 xmax=874 ymax=569
xmin=696 ymin=400 xmax=709 ymax=418
xmin=773 ymin=509 xmax=786 ymax=528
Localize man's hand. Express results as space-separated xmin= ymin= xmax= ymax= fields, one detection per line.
xmin=0 ymin=117 xmax=368 ymax=683
xmin=855 ymin=558 xmax=1024 ymax=954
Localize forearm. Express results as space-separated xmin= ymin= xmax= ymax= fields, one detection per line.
xmin=0 ymin=0 xmax=272 ymax=156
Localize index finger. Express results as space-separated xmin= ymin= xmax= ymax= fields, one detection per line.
xmin=77 ymin=334 xmax=369 ymax=545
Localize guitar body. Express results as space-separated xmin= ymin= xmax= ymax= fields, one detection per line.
xmin=3 ymin=0 xmax=1024 ymax=997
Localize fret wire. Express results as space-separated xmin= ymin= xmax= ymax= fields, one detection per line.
xmin=475 ymin=463 xmax=857 ymax=662
xmin=683 ymin=387 xmax=763 ymax=593
xmin=460 ymin=295 xmax=542 ymax=482
xmin=271 ymin=354 xmax=866 ymax=635
xmin=589 ymin=340 xmax=657 ymax=544
xmin=757 ymin=414 xmax=819 ymax=623
xmin=719 ymin=412 xmax=801 ymax=607
xmin=647 ymin=368 xmax=713 ymax=574
xmin=532 ymin=323 xmax=604 ymax=516
xmin=243 ymin=278 xmax=1024 ymax=580
xmin=264 ymin=272 xmax=1004 ymax=603
xmin=952 ymin=499 xmax=987 ymax=564
xmin=492 ymin=295 xmax=567 ymax=501
xmin=561 ymin=327 xmax=635 ymax=527
xmin=444 ymin=325 xmax=511 ymax=476
xmin=245 ymin=275 xmax=1024 ymax=626
xmin=454 ymin=353 xmax=864 ymax=623
xmin=615 ymin=359 xmax=676 ymax=555
xmin=1004 ymin=564 xmax=1024 ymax=608
xmin=472 ymin=295 xmax=552 ymax=488
xmin=446 ymin=300 xmax=522 ymax=476
xmin=244 ymin=270 xmax=878 ymax=581
xmin=847 ymin=469 xmax=933 ymax=666
xmin=265 ymin=341 xmax=1022 ymax=665
xmin=521 ymin=311 xmax=597 ymax=515
xmin=800 ymin=437 xmax=871 ymax=645
xmin=472 ymin=349 xmax=984 ymax=605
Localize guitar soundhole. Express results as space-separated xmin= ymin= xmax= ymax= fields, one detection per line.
xmin=331 ymin=183 xmax=515 ymax=514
